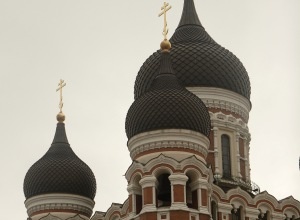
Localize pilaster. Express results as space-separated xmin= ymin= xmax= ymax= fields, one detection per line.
xmin=139 ymin=176 xmax=158 ymax=213
xmin=168 ymin=174 xmax=189 ymax=210
xmin=235 ymin=132 xmax=241 ymax=178
xmin=213 ymin=127 xmax=220 ymax=174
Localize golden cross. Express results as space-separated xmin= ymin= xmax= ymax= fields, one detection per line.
xmin=158 ymin=2 xmax=172 ymax=40
xmin=56 ymin=79 xmax=66 ymax=113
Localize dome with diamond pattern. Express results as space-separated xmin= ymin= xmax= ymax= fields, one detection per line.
xmin=23 ymin=123 xmax=96 ymax=200
xmin=134 ymin=0 xmax=251 ymax=100
xmin=126 ymin=49 xmax=211 ymax=139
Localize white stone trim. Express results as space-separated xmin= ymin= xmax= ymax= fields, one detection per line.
xmin=128 ymin=129 xmax=209 ymax=161
xmin=169 ymin=174 xmax=188 ymax=185
xmin=139 ymin=176 xmax=158 ymax=188
xmin=187 ymin=87 xmax=251 ymax=121
xmin=235 ymin=132 xmax=242 ymax=178
xmin=209 ymin=112 xmax=249 ymax=137
xmin=25 ymin=194 xmax=95 ymax=217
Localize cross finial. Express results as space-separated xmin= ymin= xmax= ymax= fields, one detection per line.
xmin=56 ymin=79 xmax=66 ymax=113
xmin=158 ymin=2 xmax=172 ymax=40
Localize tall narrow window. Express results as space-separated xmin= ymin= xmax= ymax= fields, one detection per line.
xmin=259 ymin=211 xmax=269 ymax=220
xmin=211 ymin=201 xmax=218 ymax=220
xmin=221 ymin=135 xmax=231 ymax=178
xmin=156 ymin=173 xmax=171 ymax=207
xmin=186 ymin=177 xmax=198 ymax=209
xmin=231 ymin=208 xmax=241 ymax=220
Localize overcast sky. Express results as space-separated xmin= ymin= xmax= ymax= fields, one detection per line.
xmin=0 ymin=1 xmax=299 ymax=219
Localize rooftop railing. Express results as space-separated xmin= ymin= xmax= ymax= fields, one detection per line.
xmin=214 ymin=174 xmax=260 ymax=195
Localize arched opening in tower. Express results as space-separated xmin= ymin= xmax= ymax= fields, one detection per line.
xmin=156 ymin=173 xmax=171 ymax=207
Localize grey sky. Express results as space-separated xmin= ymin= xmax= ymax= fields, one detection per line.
xmin=0 ymin=1 xmax=299 ymax=219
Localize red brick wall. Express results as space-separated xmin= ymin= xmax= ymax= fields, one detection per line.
xmin=128 ymin=195 xmax=132 ymax=213
xmin=218 ymin=212 xmax=222 ymax=220
xmin=173 ymin=185 xmax=184 ymax=202
xmin=143 ymin=187 xmax=153 ymax=205
xmin=239 ymin=138 xmax=244 ymax=157
xmin=199 ymin=213 xmax=210 ymax=220
xmin=240 ymin=159 xmax=246 ymax=180
xmin=201 ymin=189 xmax=207 ymax=206
xmin=209 ymin=129 xmax=214 ymax=150
xmin=170 ymin=210 xmax=189 ymax=220
xmin=206 ymin=152 xmax=215 ymax=172
xmin=139 ymin=212 xmax=157 ymax=220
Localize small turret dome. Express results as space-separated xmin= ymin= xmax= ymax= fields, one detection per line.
xmin=134 ymin=0 xmax=251 ymax=100
xmin=126 ymin=49 xmax=211 ymax=140
xmin=23 ymin=123 xmax=96 ymax=200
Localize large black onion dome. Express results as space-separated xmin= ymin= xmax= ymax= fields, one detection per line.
xmin=126 ymin=51 xmax=211 ymax=139
xmin=24 ymin=123 xmax=96 ymax=200
xmin=134 ymin=0 xmax=251 ymax=100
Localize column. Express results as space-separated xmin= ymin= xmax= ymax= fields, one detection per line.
xmin=139 ymin=176 xmax=158 ymax=213
xmin=244 ymin=137 xmax=250 ymax=182
xmin=235 ymin=132 xmax=242 ymax=178
xmin=168 ymin=174 xmax=188 ymax=210
xmin=127 ymin=183 xmax=142 ymax=217
xmin=190 ymin=179 xmax=210 ymax=215
xmin=213 ymin=127 xmax=220 ymax=174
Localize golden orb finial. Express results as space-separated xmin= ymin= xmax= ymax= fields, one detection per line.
xmin=56 ymin=112 xmax=65 ymax=123
xmin=56 ymin=79 xmax=66 ymax=123
xmin=160 ymin=39 xmax=171 ymax=52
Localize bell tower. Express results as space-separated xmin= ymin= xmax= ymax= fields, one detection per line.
xmin=124 ymin=3 xmax=212 ymax=219
xmin=134 ymin=0 xmax=259 ymax=195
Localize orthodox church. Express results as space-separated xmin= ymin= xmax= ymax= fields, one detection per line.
xmin=23 ymin=1 xmax=300 ymax=220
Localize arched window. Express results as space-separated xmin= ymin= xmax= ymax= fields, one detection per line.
xmin=156 ymin=173 xmax=171 ymax=207
xmin=211 ymin=201 xmax=218 ymax=220
xmin=133 ymin=175 xmax=142 ymax=214
xmin=185 ymin=176 xmax=198 ymax=209
xmin=231 ymin=208 xmax=241 ymax=220
xmin=258 ymin=211 xmax=270 ymax=220
xmin=221 ymin=134 xmax=231 ymax=178
xmin=186 ymin=178 xmax=193 ymax=208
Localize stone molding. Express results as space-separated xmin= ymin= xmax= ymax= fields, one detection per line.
xmin=187 ymin=87 xmax=251 ymax=122
xmin=139 ymin=176 xmax=158 ymax=188
xmin=125 ymin=154 xmax=209 ymax=183
xmin=25 ymin=194 xmax=94 ymax=217
xmin=209 ymin=112 xmax=250 ymax=138
xmin=127 ymin=129 xmax=209 ymax=161
xmin=169 ymin=174 xmax=188 ymax=185
xmin=127 ymin=184 xmax=142 ymax=195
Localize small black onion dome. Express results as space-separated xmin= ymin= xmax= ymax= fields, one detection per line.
xmin=23 ymin=123 xmax=96 ymax=200
xmin=134 ymin=0 xmax=251 ymax=100
xmin=126 ymin=50 xmax=211 ymax=140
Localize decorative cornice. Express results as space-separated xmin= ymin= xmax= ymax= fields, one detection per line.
xmin=169 ymin=173 xmax=188 ymax=185
xmin=209 ymin=111 xmax=250 ymax=138
xmin=25 ymin=194 xmax=94 ymax=217
xmin=125 ymin=155 xmax=210 ymax=185
xmin=187 ymin=87 xmax=251 ymax=122
xmin=127 ymin=129 xmax=209 ymax=161
xmin=139 ymin=176 xmax=158 ymax=188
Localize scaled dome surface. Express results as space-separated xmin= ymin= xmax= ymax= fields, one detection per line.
xmin=23 ymin=123 xmax=97 ymax=200
xmin=134 ymin=0 xmax=251 ymax=100
xmin=126 ymin=51 xmax=211 ymax=139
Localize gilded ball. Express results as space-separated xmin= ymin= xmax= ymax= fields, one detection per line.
xmin=160 ymin=39 xmax=171 ymax=51
xmin=56 ymin=112 xmax=65 ymax=123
